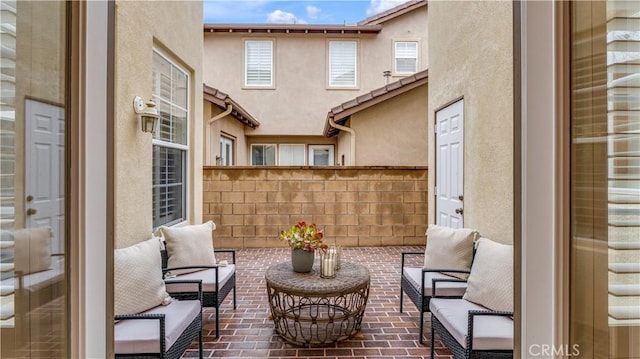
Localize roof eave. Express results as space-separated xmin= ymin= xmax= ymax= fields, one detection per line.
xmin=204 ymin=24 xmax=382 ymax=35
xmin=203 ymin=84 xmax=260 ymax=128
xmin=358 ymin=0 xmax=427 ymax=25
xmin=323 ymin=70 xmax=428 ymax=137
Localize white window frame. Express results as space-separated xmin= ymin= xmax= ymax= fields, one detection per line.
xmin=152 ymin=50 xmax=189 ymax=228
xmin=394 ymin=41 xmax=418 ymax=74
xmin=328 ymin=40 xmax=358 ymax=88
xmin=308 ymin=145 xmax=335 ymax=166
xmin=250 ymin=144 xmax=277 ymax=165
xmin=244 ymin=39 xmax=274 ymax=87
xmin=219 ymin=134 xmax=234 ymax=166
xmin=278 ymin=144 xmax=305 ymax=166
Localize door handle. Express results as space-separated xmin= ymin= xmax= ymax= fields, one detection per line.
xmin=26 ymin=195 xmax=34 ymax=202
xmin=455 ymin=208 xmax=463 ymax=215
xmin=458 ymin=195 xmax=463 ymax=201
xmin=27 ymin=208 xmax=37 ymax=216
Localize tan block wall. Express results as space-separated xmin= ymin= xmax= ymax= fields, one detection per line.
xmin=203 ymin=167 xmax=428 ymax=248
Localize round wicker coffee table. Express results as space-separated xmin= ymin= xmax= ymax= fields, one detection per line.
xmin=265 ymin=261 xmax=370 ymax=346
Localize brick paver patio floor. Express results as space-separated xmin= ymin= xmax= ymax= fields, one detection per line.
xmin=184 ymin=246 xmax=453 ymax=358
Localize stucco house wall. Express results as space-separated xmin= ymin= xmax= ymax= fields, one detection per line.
xmin=202 ymin=5 xmax=428 ymax=137
xmin=427 ymin=1 xmax=513 ymax=244
xmin=205 ymin=104 xmax=250 ymax=166
xmin=361 ymin=5 xmax=428 ymax=82
xmin=338 ymin=84 xmax=428 ymax=166
xmin=114 ymin=1 xmax=203 ymax=248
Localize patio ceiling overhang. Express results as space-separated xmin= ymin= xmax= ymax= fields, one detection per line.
xmin=324 ymin=69 xmax=428 ymax=137
xmin=203 ymin=84 xmax=260 ymax=128
xmin=204 ymin=24 xmax=382 ymax=35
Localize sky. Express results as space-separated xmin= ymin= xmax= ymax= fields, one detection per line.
xmin=203 ymin=0 xmax=413 ymax=25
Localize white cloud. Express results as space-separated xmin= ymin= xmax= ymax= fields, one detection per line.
xmin=306 ymin=5 xmax=321 ymax=19
xmin=267 ymin=9 xmax=306 ymax=24
xmin=366 ymin=0 xmax=410 ymax=16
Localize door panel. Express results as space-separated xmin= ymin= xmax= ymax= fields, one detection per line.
xmin=436 ymin=99 xmax=464 ymax=228
xmin=25 ymin=99 xmax=65 ymax=254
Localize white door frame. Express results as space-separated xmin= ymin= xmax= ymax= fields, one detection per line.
xmin=435 ymin=98 xmax=464 ymax=228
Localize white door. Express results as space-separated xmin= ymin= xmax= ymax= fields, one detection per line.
xmin=220 ymin=135 xmax=234 ymax=166
xmin=435 ymin=99 xmax=464 ymax=228
xmin=25 ymin=99 xmax=65 ymax=254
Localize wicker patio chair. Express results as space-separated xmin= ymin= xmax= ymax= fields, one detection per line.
xmin=399 ymin=225 xmax=478 ymax=343
xmin=115 ymin=279 xmax=204 ymax=359
xmin=429 ymin=237 xmax=514 ymax=359
xmin=161 ymin=248 xmax=236 ymax=338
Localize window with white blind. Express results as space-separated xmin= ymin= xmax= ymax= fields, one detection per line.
xmin=395 ymin=41 xmax=418 ymax=74
xmin=279 ymin=144 xmax=305 ymax=165
xmin=251 ymin=144 xmax=276 ymax=165
xmin=245 ymin=40 xmax=273 ymax=87
xmin=152 ymin=51 xmax=188 ymax=228
xmin=329 ymin=41 xmax=357 ymax=87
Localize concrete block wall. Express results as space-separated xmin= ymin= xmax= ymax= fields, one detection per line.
xmin=203 ymin=166 xmax=428 ymax=248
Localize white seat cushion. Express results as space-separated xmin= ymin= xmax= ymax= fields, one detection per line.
xmin=430 ymin=298 xmax=513 ymax=350
xmin=403 ymin=267 xmax=467 ymax=297
xmin=114 ymin=299 xmax=201 ymax=355
xmin=0 ymin=257 xmax=64 ymax=293
xmin=165 ymin=264 xmax=235 ymax=293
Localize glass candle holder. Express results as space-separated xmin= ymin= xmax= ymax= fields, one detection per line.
xmin=320 ymin=251 xmax=336 ymax=278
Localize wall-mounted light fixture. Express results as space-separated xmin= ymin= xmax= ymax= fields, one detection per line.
xmin=133 ymin=96 xmax=160 ymax=134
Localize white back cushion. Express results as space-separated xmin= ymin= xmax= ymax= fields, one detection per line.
xmin=463 ymin=237 xmax=513 ymax=312
xmin=115 ymin=238 xmax=170 ymax=316
xmin=423 ymin=224 xmax=477 ymax=279
xmin=159 ymin=221 xmax=216 ymax=276
xmin=14 ymin=227 xmax=52 ymax=275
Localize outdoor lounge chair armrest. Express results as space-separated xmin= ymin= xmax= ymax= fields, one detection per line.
xmin=431 ymin=278 xmax=468 ymax=298
xmin=422 ymin=268 xmax=470 ymax=274
xmin=466 ymin=310 xmax=514 ymax=351
xmin=401 ymin=251 xmax=424 ymax=268
xmin=163 ymin=279 xmax=203 ymax=302
xmin=163 ymin=265 xmax=218 ymax=275
xmin=115 ymin=313 xmax=165 ymax=322
xmin=214 ymin=249 xmax=236 ymax=264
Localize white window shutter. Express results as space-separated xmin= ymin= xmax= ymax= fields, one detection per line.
xmin=245 ymin=41 xmax=273 ymax=86
xmin=329 ymin=41 xmax=357 ymax=87
xmin=395 ymin=42 xmax=418 ymax=73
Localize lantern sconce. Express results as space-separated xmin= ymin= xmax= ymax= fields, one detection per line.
xmin=133 ymin=96 xmax=159 ymax=134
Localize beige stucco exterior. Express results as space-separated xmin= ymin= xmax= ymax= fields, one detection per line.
xmin=205 ymin=104 xmax=251 ymax=166
xmin=336 ymin=84 xmax=428 ymax=166
xmin=427 ymin=1 xmax=513 ymax=244
xmin=114 ymin=1 xmax=203 ymax=248
xmin=203 ymin=5 xmax=427 ymax=137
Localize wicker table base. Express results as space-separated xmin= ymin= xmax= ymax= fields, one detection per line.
xmin=265 ymin=261 xmax=370 ymax=346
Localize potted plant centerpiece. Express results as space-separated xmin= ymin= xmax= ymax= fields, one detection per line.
xmin=280 ymin=221 xmax=328 ymax=273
